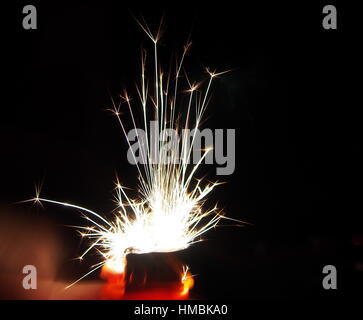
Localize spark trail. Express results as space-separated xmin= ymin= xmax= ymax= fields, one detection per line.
xmin=26 ymin=18 xmax=242 ymax=287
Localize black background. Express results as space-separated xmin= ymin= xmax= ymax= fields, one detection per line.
xmin=1 ymin=1 xmax=362 ymax=300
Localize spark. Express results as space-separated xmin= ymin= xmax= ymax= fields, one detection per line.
xmin=28 ymin=19 xmax=243 ymax=287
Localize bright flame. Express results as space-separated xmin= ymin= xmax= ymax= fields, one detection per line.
xmin=180 ymin=265 xmax=194 ymax=296
xmin=26 ymin=18 xmax=241 ymax=287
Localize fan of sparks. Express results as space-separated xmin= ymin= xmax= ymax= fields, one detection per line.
xmin=28 ymin=19 xmax=238 ymax=285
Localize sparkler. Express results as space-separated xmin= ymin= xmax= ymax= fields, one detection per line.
xmin=26 ymin=17 xmax=241 ymax=296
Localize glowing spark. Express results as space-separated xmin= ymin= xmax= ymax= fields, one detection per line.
xmin=28 ymin=19 xmax=242 ymax=286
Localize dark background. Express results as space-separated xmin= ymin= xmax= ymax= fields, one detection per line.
xmin=1 ymin=1 xmax=361 ymax=299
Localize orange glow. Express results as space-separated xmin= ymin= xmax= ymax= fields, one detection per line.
xmin=180 ymin=272 xmax=194 ymax=297
xmin=100 ymin=263 xmax=125 ymax=300
xmin=123 ymin=285 xmax=189 ymax=300
xmin=99 ymin=263 xmax=194 ymax=300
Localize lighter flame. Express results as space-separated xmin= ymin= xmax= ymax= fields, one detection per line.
xmin=180 ymin=265 xmax=195 ymax=296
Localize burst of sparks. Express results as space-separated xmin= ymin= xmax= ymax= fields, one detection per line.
xmin=26 ymin=18 xmax=240 ymax=287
